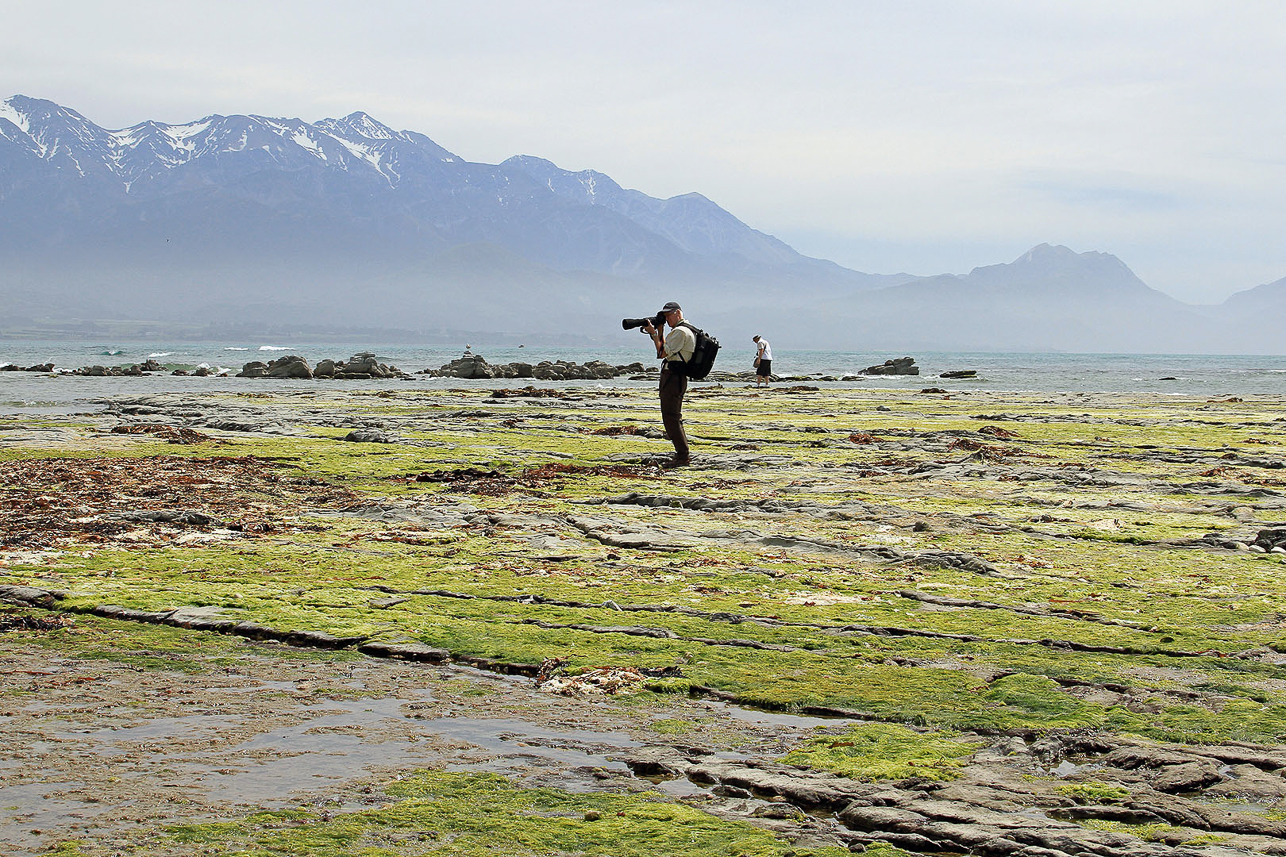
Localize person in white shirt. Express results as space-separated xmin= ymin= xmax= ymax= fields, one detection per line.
xmin=642 ymin=301 xmax=695 ymax=466
xmin=752 ymin=335 xmax=773 ymax=387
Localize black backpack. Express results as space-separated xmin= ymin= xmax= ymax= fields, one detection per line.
xmin=677 ymin=321 xmax=720 ymax=380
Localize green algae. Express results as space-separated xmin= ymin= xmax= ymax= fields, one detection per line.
xmin=1076 ymin=818 xmax=1228 ymax=847
xmin=155 ymin=770 xmax=853 ymax=857
xmin=1054 ymin=781 xmax=1132 ymax=803
xmin=10 ymin=607 xmax=359 ymax=674
xmin=780 ymin=723 xmax=975 ymax=781
xmin=5 ymin=387 xmax=1286 ymax=749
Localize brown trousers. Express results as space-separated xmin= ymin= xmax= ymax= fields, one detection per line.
xmin=659 ymin=364 xmax=689 ymax=459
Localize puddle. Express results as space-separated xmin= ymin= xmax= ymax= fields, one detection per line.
xmin=417 ymin=715 xmax=641 ymax=787
xmin=712 ymin=701 xmax=849 ymax=730
xmin=201 ymin=695 xmax=431 ymax=805
xmin=10 ymin=667 xmax=850 ymax=836
xmin=0 ymin=781 xmax=109 ymax=851
xmin=212 ymin=677 xmax=299 ymax=694
xmin=1051 ymin=760 xmax=1102 ymax=777
xmin=198 ymin=697 xmax=652 ymax=805
xmin=81 ymin=715 xmax=238 ymax=748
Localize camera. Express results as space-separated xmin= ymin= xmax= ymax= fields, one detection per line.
xmin=622 ymin=312 xmax=666 ymax=331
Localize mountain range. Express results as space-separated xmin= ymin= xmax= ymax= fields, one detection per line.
xmin=1 ymin=94 xmax=1282 ymax=353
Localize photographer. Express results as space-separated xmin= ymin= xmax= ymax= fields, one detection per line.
xmin=642 ymin=301 xmax=695 ymax=467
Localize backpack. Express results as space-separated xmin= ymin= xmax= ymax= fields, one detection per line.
xmin=677 ymin=321 xmax=720 ymax=380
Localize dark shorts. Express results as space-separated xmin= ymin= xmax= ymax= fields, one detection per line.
xmin=756 ymin=359 xmax=772 ymax=377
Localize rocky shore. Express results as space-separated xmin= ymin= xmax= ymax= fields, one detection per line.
xmin=7 ymin=384 xmax=1285 ymax=854
xmin=2 ymin=352 xmax=937 ymax=385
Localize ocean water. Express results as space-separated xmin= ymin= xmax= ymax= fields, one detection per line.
xmin=1 ymin=339 xmax=1284 ymax=415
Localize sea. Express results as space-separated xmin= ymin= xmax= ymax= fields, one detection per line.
xmin=2 ymin=339 xmax=1285 ymax=416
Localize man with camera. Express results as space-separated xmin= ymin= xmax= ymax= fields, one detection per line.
xmin=641 ymin=301 xmax=695 ymax=467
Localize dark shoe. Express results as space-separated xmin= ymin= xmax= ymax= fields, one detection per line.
xmin=662 ymin=456 xmax=691 ymax=469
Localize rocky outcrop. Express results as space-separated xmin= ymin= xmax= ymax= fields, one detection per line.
xmin=863 ymin=356 xmax=919 ymax=375
xmin=237 ymin=355 xmax=312 ymax=379
xmin=1250 ymin=526 xmax=1286 ymax=553
xmin=72 ymin=360 xmax=165 ymax=376
xmin=621 ymin=737 xmax=1286 ymax=857
xmin=0 ymin=362 xmax=55 ymax=372
xmin=237 ymin=353 xmax=411 ymax=380
xmin=314 ymin=352 xmax=410 ymax=379
xmin=424 ymin=355 xmax=646 ymax=380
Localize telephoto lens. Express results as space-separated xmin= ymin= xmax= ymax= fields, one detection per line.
xmin=621 ymin=312 xmax=666 ymax=330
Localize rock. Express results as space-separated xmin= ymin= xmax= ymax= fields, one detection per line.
xmin=0 ymin=584 xmax=63 ymax=609
xmin=440 ymin=355 xmax=495 ymax=379
xmin=1206 ymin=764 xmax=1286 ymax=802
xmin=1252 ymin=527 xmax=1286 ymax=551
xmin=314 ymin=359 xmax=336 ymax=377
xmin=863 ymin=357 xmax=919 ymax=375
xmin=264 ymin=355 xmax=312 ymax=379
xmin=237 ymin=361 xmax=269 ymax=378
xmin=1048 ymin=805 xmax=1166 ymax=824
xmin=343 ymin=429 xmax=393 ymax=443
xmin=427 ymin=355 xmax=643 ymax=380
xmin=3 ymin=362 xmax=56 ymax=372
xmin=343 ymin=355 xmax=385 ymax=377
xmin=940 ymin=370 xmax=977 ymax=379
xmin=357 ymin=641 xmax=450 ymax=662
xmin=1151 ymin=761 xmax=1224 ymax=792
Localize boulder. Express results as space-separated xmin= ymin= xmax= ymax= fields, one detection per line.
xmin=440 ymin=355 xmax=495 ymax=379
xmin=1252 ymin=527 xmax=1286 ymax=552
xmin=344 ymin=355 xmax=383 ymax=376
xmin=237 ymin=361 xmax=269 ymax=378
xmin=264 ymin=355 xmax=312 ymax=379
xmin=343 ymin=429 xmax=393 ymax=443
xmin=425 ymin=355 xmax=646 ymax=380
xmin=864 ymin=357 xmax=919 ymax=375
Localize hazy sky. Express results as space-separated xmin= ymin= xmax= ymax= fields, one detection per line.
xmin=5 ymin=0 xmax=1285 ymax=303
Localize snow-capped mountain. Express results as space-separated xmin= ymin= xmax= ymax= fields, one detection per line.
xmin=1 ymin=95 xmax=1281 ymax=352
xmin=0 ymin=95 xmax=457 ymax=187
xmin=0 ymin=94 xmax=878 ymax=284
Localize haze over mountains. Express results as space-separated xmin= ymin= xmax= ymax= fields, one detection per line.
xmin=1 ymin=95 xmax=1282 ymax=353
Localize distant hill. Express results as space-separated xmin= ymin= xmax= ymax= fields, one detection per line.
xmin=799 ymin=244 xmax=1222 ymax=353
xmin=0 ymin=95 xmax=1282 ymax=353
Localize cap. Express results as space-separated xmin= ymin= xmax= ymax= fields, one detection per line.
xmin=660 ymin=301 xmax=682 ymax=314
